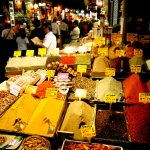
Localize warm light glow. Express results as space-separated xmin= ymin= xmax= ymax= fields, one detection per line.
xmin=97 ymin=0 xmax=103 ymax=7
xmin=17 ymin=0 xmax=21 ymax=5
xmin=30 ymin=3 xmax=33 ymax=8
xmin=34 ymin=4 xmax=38 ymax=9
xmin=39 ymin=3 xmax=46 ymax=7
xmin=57 ymin=6 xmax=60 ymax=11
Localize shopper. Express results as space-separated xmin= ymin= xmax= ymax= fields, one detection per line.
xmin=51 ymin=18 xmax=60 ymax=38
xmin=70 ymin=20 xmax=80 ymax=43
xmin=16 ymin=28 xmax=29 ymax=56
xmin=35 ymin=23 xmax=57 ymax=56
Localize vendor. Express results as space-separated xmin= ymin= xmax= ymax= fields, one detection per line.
xmin=35 ymin=23 xmax=57 ymax=56
xmin=70 ymin=20 xmax=80 ymax=43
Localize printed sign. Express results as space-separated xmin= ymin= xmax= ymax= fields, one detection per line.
xmin=98 ymin=47 xmax=108 ymax=56
xmin=126 ymin=33 xmax=138 ymax=42
xmin=134 ymin=49 xmax=143 ymax=57
xmin=116 ymin=50 xmax=125 ymax=57
xmin=111 ymin=33 xmax=122 ymax=44
xmin=46 ymin=70 xmax=55 ymax=78
xmin=57 ymin=73 xmax=69 ymax=81
xmin=94 ymin=37 xmax=105 ymax=46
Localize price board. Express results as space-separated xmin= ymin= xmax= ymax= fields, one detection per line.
xmin=105 ymin=68 xmax=116 ymax=76
xmin=105 ymin=94 xmax=116 ymax=103
xmin=98 ymin=47 xmax=108 ymax=56
xmin=139 ymin=93 xmax=150 ymax=103
xmin=130 ymin=65 xmax=141 ymax=73
xmin=26 ymin=50 xmax=34 ymax=57
xmin=14 ymin=50 xmax=21 ymax=57
xmin=77 ymin=65 xmax=87 ymax=73
xmin=46 ymin=88 xmax=57 ymax=98
xmin=81 ymin=124 xmax=96 ymax=137
xmin=126 ymin=33 xmax=138 ymax=42
xmin=116 ymin=50 xmax=125 ymax=57
xmin=38 ymin=48 xmax=46 ymax=56
xmin=134 ymin=49 xmax=143 ymax=57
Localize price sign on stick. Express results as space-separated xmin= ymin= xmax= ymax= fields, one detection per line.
xmin=139 ymin=93 xmax=150 ymax=103
xmin=46 ymin=88 xmax=57 ymax=98
xmin=98 ymin=47 xmax=108 ymax=56
xmin=38 ymin=48 xmax=46 ymax=56
xmin=130 ymin=65 xmax=141 ymax=73
xmin=105 ymin=94 xmax=116 ymax=103
xmin=116 ymin=50 xmax=125 ymax=57
xmin=26 ymin=50 xmax=34 ymax=57
xmin=75 ymin=89 xmax=87 ymax=101
xmin=57 ymin=73 xmax=69 ymax=81
xmin=81 ymin=124 xmax=96 ymax=137
xmin=77 ymin=65 xmax=87 ymax=77
xmin=14 ymin=50 xmax=21 ymax=57
xmin=46 ymin=70 xmax=55 ymax=80
xmin=105 ymin=68 xmax=116 ymax=76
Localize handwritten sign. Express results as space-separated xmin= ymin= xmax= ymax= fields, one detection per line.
xmin=105 ymin=68 xmax=116 ymax=76
xmin=46 ymin=88 xmax=57 ymax=98
xmin=46 ymin=70 xmax=55 ymax=79
xmin=38 ymin=48 xmax=46 ymax=56
xmin=111 ymin=33 xmax=122 ymax=44
xmin=98 ymin=47 xmax=108 ymax=56
xmin=81 ymin=124 xmax=96 ymax=137
xmin=14 ymin=50 xmax=21 ymax=57
xmin=127 ymin=33 xmax=138 ymax=42
xmin=116 ymin=50 xmax=125 ymax=57
xmin=139 ymin=93 xmax=150 ymax=103
xmin=134 ymin=49 xmax=143 ymax=57
xmin=77 ymin=65 xmax=87 ymax=73
xmin=130 ymin=65 xmax=141 ymax=73
xmin=105 ymin=94 xmax=116 ymax=103
xmin=94 ymin=37 xmax=105 ymax=46
xmin=26 ymin=50 xmax=34 ymax=57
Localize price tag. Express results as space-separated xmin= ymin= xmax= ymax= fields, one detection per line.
xmin=139 ymin=93 xmax=150 ymax=103
xmin=75 ymin=89 xmax=87 ymax=100
xmin=94 ymin=37 xmax=105 ymax=46
xmin=77 ymin=65 xmax=87 ymax=73
xmin=105 ymin=94 xmax=116 ymax=103
xmin=26 ymin=50 xmax=34 ymax=57
xmin=98 ymin=47 xmax=108 ymax=56
xmin=134 ymin=49 xmax=143 ymax=57
xmin=116 ymin=50 xmax=125 ymax=57
xmin=14 ymin=50 xmax=21 ymax=57
xmin=111 ymin=33 xmax=122 ymax=44
xmin=38 ymin=48 xmax=46 ymax=56
xmin=130 ymin=65 xmax=141 ymax=73
xmin=46 ymin=88 xmax=58 ymax=98
xmin=105 ymin=68 xmax=116 ymax=76
xmin=126 ymin=33 xmax=138 ymax=42
xmin=57 ymin=73 xmax=69 ymax=81
xmin=46 ymin=70 xmax=55 ymax=79
xmin=81 ymin=124 xmax=96 ymax=137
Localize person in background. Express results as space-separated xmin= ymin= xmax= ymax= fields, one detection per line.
xmin=51 ymin=18 xmax=60 ymax=38
xmin=0 ymin=23 xmax=16 ymax=83
xmin=16 ymin=28 xmax=29 ymax=56
xmin=13 ymin=19 xmax=20 ymax=37
xmin=35 ymin=23 xmax=56 ymax=56
xmin=60 ymin=19 xmax=68 ymax=46
xmin=70 ymin=20 xmax=80 ymax=43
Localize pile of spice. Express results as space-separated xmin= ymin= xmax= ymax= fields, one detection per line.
xmin=95 ymin=110 xmax=129 ymax=141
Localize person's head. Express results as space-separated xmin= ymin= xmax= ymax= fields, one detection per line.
xmin=19 ymin=28 xmax=26 ymax=39
xmin=43 ymin=23 xmax=52 ymax=34
xmin=73 ymin=20 xmax=78 ymax=27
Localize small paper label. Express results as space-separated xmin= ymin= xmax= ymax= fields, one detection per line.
xmin=10 ymin=84 xmax=21 ymax=96
xmin=130 ymin=65 xmax=141 ymax=73
xmin=81 ymin=124 xmax=96 ymax=137
xmin=105 ymin=94 xmax=116 ymax=103
xmin=14 ymin=50 xmax=21 ymax=57
xmin=139 ymin=93 xmax=150 ymax=103
xmin=116 ymin=50 xmax=125 ymax=57
xmin=26 ymin=50 xmax=34 ymax=56
xmin=38 ymin=48 xmax=46 ymax=56
xmin=77 ymin=65 xmax=87 ymax=73
xmin=134 ymin=49 xmax=143 ymax=57
xmin=94 ymin=37 xmax=105 ymax=46
xmin=46 ymin=88 xmax=57 ymax=98
xmin=105 ymin=68 xmax=116 ymax=76
xmin=98 ymin=47 xmax=108 ymax=56
xmin=46 ymin=70 xmax=55 ymax=78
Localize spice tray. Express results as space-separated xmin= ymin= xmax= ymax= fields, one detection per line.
xmin=57 ymin=101 xmax=97 ymax=142
xmin=61 ymin=139 xmax=123 ymax=150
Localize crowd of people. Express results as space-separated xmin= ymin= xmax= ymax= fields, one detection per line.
xmin=0 ymin=17 xmax=96 ymax=83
